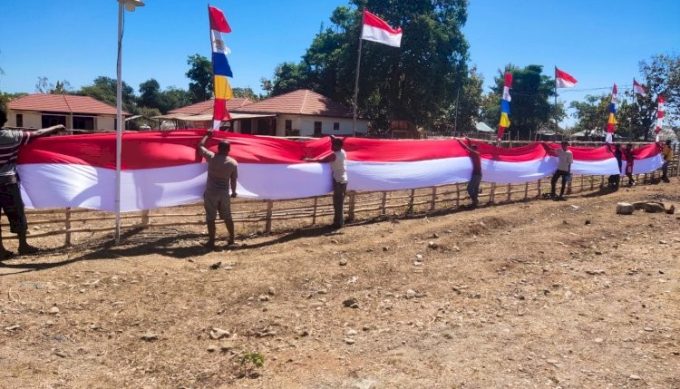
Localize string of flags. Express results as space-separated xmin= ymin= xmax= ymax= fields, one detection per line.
xmin=497 ymin=72 xmax=512 ymax=141
xmin=208 ymin=5 xmax=233 ymax=130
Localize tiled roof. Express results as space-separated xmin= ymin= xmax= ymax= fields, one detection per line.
xmin=168 ymin=98 xmax=253 ymax=115
xmin=233 ymin=89 xmax=353 ymax=118
xmin=8 ymin=94 xmax=125 ymax=115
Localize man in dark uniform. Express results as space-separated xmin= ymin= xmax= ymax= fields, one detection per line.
xmin=0 ymin=108 xmax=64 ymax=259
xmin=198 ymin=130 xmax=238 ymax=250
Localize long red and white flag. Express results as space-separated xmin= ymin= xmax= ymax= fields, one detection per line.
xmin=656 ymin=95 xmax=665 ymax=138
xmin=16 ymin=132 xmax=662 ymax=212
xmin=361 ymin=10 xmax=402 ymax=47
xmin=555 ymin=67 xmax=577 ymax=88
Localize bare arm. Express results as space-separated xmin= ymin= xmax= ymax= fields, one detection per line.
xmin=30 ymin=124 xmax=65 ymax=139
xmin=230 ymin=166 xmax=238 ymax=198
xmin=198 ymin=130 xmax=214 ymax=159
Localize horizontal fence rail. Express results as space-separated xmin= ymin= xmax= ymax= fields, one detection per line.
xmin=5 ymin=155 xmax=676 ymax=248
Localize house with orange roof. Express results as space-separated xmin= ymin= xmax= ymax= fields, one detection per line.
xmin=165 ymin=89 xmax=369 ymax=137
xmin=6 ymin=94 xmax=127 ymax=132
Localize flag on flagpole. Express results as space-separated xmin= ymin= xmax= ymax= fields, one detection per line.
xmin=632 ymin=78 xmax=647 ymax=97
xmin=209 ymin=5 xmax=233 ymax=129
xmin=555 ymin=67 xmax=577 ymax=88
xmin=497 ymin=72 xmax=513 ymax=140
xmin=655 ymin=95 xmax=665 ymax=138
xmin=361 ymin=10 xmax=402 ymax=48
xmin=605 ymin=84 xmax=617 ymax=143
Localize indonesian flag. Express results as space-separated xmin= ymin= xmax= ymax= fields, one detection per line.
xmin=633 ymin=79 xmax=647 ymax=97
xmin=15 ymin=132 xmax=662 ymax=212
xmin=497 ymin=72 xmax=513 ymax=140
xmin=555 ymin=67 xmax=577 ymax=88
xmin=656 ymin=95 xmax=665 ymax=135
xmin=361 ymin=10 xmax=402 ymax=48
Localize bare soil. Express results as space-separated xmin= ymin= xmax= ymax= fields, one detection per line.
xmin=1 ymin=182 xmax=679 ymax=388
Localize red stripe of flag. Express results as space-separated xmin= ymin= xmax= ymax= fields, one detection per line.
xmin=363 ymin=10 xmax=402 ymax=34
xmin=208 ymin=6 xmax=231 ymax=33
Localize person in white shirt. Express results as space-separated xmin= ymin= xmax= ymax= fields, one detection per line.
xmin=548 ymin=140 xmax=573 ymax=201
xmin=328 ymin=136 xmax=347 ymax=228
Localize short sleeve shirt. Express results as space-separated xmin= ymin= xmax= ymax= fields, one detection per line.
xmin=0 ymin=128 xmax=31 ymax=180
xmin=557 ymin=149 xmax=573 ymax=172
xmin=331 ymin=149 xmax=348 ymax=183
xmin=201 ymin=147 xmax=238 ymax=194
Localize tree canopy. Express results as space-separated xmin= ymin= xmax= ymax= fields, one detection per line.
xmin=264 ymin=0 xmax=472 ymax=132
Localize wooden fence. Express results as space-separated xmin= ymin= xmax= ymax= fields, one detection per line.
xmin=6 ymin=157 xmax=677 ymax=247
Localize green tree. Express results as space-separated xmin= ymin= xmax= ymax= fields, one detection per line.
xmin=79 ymin=76 xmax=136 ymax=113
xmin=626 ymin=54 xmax=680 ymax=140
xmin=267 ymin=1 xmax=471 ymax=132
xmin=138 ymin=78 xmax=163 ymax=110
xmin=482 ymin=64 xmax=557 ymax=139
xmin=162 ymin=87 xmax=191 ymax=111
xmin=570 ymin=94 xmax=610 ymax=135
xmin=232 ymin=87 xmax=259 ymax=100
xmin=435 ymin=67 xmax=483 ymax=134
xmin=35 ymin=77 xmax=72 ymax=94
xmin=186 ymin=54 xmax=213 ymax=103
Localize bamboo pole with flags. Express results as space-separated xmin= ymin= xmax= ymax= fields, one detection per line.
xmin=554 ymin=66 xmax=578 ymax=139
xmin=352 ymin=10 xmax=403 ymax=136
xmin=208 ymin=4 xmax=234 ymax=130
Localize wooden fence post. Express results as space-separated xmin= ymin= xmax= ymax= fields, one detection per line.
xmin=141 ymin=210 xmax=150 ymax=227
xmin=455 ymin=183 xmax=461 ymax=208
xmin=430 ymin=186 xmax=437 ymax=211
xmin=489 ymin=183 xmax=496 ymax=204
xmin=506 ymin=183 xmax=512 ymax=202
xmin=537 ymin=179 xmax=542 ymax=198
xmin=64 ymin=207 xmax=72 ymax=247
xmin=348 ymin=191 xmax=356 ymax=222
xmin=311 ymin=197 xmax=318 ymax=225
xmin=524 ymin=182 xmax=529 ymax=201
xmin=600 ymin=175 xmax=605 ymax=189
xmin=407 ymin=189 xmax=415 ymax=215
xmin=265 ymin=200 xmax=273 ymax=233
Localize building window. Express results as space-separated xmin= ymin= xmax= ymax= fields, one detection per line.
xmin=73 ymin=116 xmax=95 ymax=131
xmin=314 ymin=121 xmax=322 ymax=137
xmin=16 ymin=114 xmax=23 ymax=127
xmin=41 ymin=114 xmax=66 ymax=128
xmin=333 ymin=122 xmax=340 ymax=131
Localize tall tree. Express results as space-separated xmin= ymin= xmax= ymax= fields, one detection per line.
xmin=626 ymin=54 xmax=680 ymax=140
xmin=482 ymin=64 xmax=558 ymax=139
xmin=138 ymin=78 xmax=163 ymax=110
xmin=570 ymin=94 xmax=610 ymax=135
xmin=267 ymin=1 xmax=471 ymax=131
xmin=79 ymin=76 xmax=136 ymax=113
xmin=232 ymin=87 xmax=259 ymax=100
xmin=186 ymin=54 xmax=213 ymax=103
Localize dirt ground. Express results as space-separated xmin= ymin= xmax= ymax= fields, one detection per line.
xmin=1 ymin=181 xmax=679 ymax=389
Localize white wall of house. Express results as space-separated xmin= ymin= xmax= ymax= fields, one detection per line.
xmin=275 ymin=115 xmax=368 ymax=137
xmin=5 ymin=110 xmax=117 ymax=131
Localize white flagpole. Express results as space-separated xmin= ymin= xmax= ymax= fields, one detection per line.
xmin=115 ymin=2 xmax=124 ymax=243
xmin=352 ymin=18 xmax=364 ymax=137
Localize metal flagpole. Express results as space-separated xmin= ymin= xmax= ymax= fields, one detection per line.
xmin=352 ymin=20 xmax=364 ymax=137
xmin=115 ymin=2 xmax=124 ymax=244
xmin=554 ymin=66 xmax=559 ymax=137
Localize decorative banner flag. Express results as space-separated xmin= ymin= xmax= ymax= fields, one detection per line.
xmin=632 ymin=78 xmax=647 ymax=97
xmin=655 ymin=95 xmax=665 ymax=141
xmin=361 ymin=10 xmax=403 ymax=47
xmin=497 ymin=72 xmax=513 ymax=140
xmin=605 ymin=84 xmax=618 ymax=143
xmin=555 ymin=67 xmax=578 ymax=88
xmin=209 ymin=5 xmax=233 ymax=129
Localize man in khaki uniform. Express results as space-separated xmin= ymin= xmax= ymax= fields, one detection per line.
xmin=198 ymin=130 xmax=238 ymax=250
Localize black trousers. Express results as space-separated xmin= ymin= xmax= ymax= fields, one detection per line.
xmin=550 ymin=170 xmax=570 ymax=197
xmin=661 ymin=162 xmax=670 ymax=181
xmin=332 ymin=180 xmax=347 ymax=227
xmin=0 ymin=182 xmax=28 ymax=234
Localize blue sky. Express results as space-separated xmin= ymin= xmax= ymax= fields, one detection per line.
xmin=1 ymin=0 xmax=678 ymax=125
